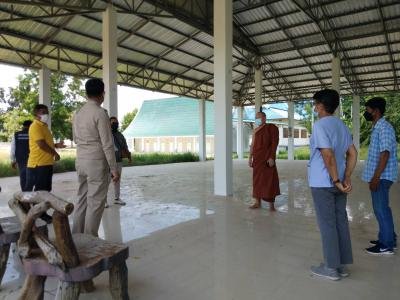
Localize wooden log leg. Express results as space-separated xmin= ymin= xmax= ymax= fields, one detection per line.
xmin=55 ymin=281 xmax=80 ymax=300
xmin=18 ymin=275 xmax=46 ymax=300
xmin=0 ymin=243 xmax=11 ymax=286
xmin=80 ymin=279 xmax=95 ymax=293
xmin=10 ymin=243 xmax=26 ymax=282
xmin=109 ymin=262 xmax=129 ymax=300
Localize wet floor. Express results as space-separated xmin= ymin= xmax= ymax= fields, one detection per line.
xmin=0 ymin=160 xmax=399 ymax=299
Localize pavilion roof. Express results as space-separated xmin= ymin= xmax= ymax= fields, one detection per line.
xmin=0 ymin=0 xmax=399 ymax=104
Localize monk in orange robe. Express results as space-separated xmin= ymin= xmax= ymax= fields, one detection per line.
xmin=248 ymin=111 xmax=280 ymax=210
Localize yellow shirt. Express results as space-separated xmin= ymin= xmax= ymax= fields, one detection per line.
xmin=27 ymin=119 xmax=55 ymax=167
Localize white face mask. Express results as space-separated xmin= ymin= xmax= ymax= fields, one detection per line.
xmin=255 ymin=118 xmax=262 ymax=126
xmin=40 ymin=114 xmax=49 ymax=124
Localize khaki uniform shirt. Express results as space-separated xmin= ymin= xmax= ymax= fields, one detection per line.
xmin=72 ymin=100 xmax=117 ymax=172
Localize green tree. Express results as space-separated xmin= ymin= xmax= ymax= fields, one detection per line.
xmin=120 ymin=108 xmax=138 ymax=131
xmin=0 ymin=70 xmax=84 ymax=141
xmin=295 ymin=100 xmax=313 ymax=133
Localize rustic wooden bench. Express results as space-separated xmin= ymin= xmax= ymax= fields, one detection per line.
xmin=0 ymin=216 xmax=47 ymax=287
xmin=8 ymin=191 xmax=130 ymax=300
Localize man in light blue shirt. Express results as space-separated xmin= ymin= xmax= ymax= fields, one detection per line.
xmin=308 ymin=89 xmax=358 ymax=281
xmin=362 ymin=97 xmax=398 ymax=255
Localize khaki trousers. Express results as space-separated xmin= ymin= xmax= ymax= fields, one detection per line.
xmin=110 ymin=162 xmax=123 ymax=200
xmin=72 ymin=158 xmax=110 ymax=237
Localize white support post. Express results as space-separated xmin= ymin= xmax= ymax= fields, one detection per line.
xmin=288 ymin=101 xmax=294 ymax=161
xmin=174 ymin=136 xmax=178 ymax=152
xmin=236 ymin=106 xmax=244 ymax=159
xmin=254 ymin=65 xmax=262 ymax=113
xmin=352 ymin=95 xmax=361 ymax=151
xmin=213 ymin=0 xmax=233 ymax=196
xmin=102 ymin=4 xmax=118 ymax=118
xmin=199 ymin=99 xmax=206 ymax=161
xmin=157 ymin=137 xmax=161 ymax=152
xmin=39 ymin=65 xmax=51 ymax=129
xmin=332 ymin=56 xmax=341 ymax=117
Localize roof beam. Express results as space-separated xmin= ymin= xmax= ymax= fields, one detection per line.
xmin=0 ymin=0 xmax=100 ymax=11
xmin=377 ymin=0 xmax=398 ymax=90
xmin=239 ymin=0 xmax=397 ymax=29
xmin=142 ymin=0 xmax=260 ymax=55
xmin=290 ymin=0 xmax=364 ymax=94
xmin=262 ymin=4 xmax=326 ymax=89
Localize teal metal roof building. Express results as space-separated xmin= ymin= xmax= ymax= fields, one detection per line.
xmin=123 ymin=97 xmax=299 ymax=138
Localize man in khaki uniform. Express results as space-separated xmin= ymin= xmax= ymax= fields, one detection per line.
xmin=72 ymin=78 xmax=120 ymax=237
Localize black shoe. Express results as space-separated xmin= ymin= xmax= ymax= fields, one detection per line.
xmin=40 ymin=213 xmax=53 ymax=224
xmin=366 ymin=245 xmax=394 ymax=255
xmin=369 ymin=240 xmax=397 ymax=250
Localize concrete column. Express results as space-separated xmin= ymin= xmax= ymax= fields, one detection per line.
xmin=352 ymin=95 xmax=361 ymax=151
xmin=236 ymin=106 xmax=244 ymax=159
xmin=102 ymin=4 xmax=118 ymax=118
xmin=39 ymin=65 xmax=51 ymax=129
xmin=288 ymin=101 xmax=294 ymax=160
xmin=199 ymin=99 xmax=206 ymax=161
xmin=213 ymin=0 xmax=233 ymax=196
xmin=174 ymin=136 xmax=178 ymax=152
xmin=156 ymin=137 xmax=161 ymax=152
xmin=254 ymin=65 xmax=262 ymax=113
xmin=332 ymin=56 xmax=341 ymax=117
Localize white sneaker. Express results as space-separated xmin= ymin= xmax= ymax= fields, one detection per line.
xmin=114 ymin=199 xmax=126 ymax=206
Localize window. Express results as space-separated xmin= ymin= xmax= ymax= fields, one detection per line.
xmin=301 ymin=130 xmax=308 ymax=138
xmin=294 ymin=129 xmax=299 ymax=138
xmin=283 ymin=127 xmax=288 ymax=138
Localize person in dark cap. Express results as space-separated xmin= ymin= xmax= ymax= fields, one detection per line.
xmin=10 ymin=120 xmax=32 ymax=190
xmin=362 ymin=97 xmax=398 ymax=255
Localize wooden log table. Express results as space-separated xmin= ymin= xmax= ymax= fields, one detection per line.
xmin=8 ymin=191 xmax=130 ymax=300
xmin=0 ymin=216 xmax=47 ymax=287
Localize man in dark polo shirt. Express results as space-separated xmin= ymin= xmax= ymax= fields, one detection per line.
xmin=10 ymin=120 xmax=32 ymax=191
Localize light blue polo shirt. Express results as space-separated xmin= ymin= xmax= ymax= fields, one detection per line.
xmin=308 ymin=116 xmax=353 ymax=188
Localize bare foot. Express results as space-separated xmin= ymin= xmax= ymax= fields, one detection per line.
xmin=249 ymin=203 xmax=261 ymax=209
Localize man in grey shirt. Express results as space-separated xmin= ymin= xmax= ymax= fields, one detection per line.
xmin=72 ymin=78 xmax=120 ymax=237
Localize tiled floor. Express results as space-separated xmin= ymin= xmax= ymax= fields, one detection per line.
xmin=0 ymin=160 xmax=399 ymax=300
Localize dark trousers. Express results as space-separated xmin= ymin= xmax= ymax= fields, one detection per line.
xmin=17 ymin=162 xmax=28 ymax=191
xmin=371 ymin=179 xmax=397 ymax=249
xmin=25 ymin=165 xmax=53 ymax=192
xmin=311 ymin=187 xmax=353 ymax=269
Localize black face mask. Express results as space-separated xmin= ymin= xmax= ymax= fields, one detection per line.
xmin=111 ymin=123 xmax=119 ymax=131
xmin=363 ymin=111 xmax=373 ymax=122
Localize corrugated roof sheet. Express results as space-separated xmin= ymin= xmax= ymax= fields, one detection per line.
xmin=0 ymin=0 xmax=399 ymax=103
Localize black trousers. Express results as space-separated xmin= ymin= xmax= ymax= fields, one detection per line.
xmin=17 ymin=162 xmax=28 ymax=191
xmin=25 ymin=165 xmax=53 ymax=192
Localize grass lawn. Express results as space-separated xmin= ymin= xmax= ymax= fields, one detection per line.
xmin=0 ymin=148 xmax=199 ymax=178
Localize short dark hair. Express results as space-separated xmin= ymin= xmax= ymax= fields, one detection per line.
xmin=365 ymin=97 xmax=386 ymax=115
xmin=110 ymin=116 xmax=118 ymax=122
xmin=257 ymin=111 xmax=266 ymax=117
xmin=85 ymin=78 xmax=104 ymax=98
xmin=22 ymin=120 xmax=32 ymax=127
xmin=313 ymin=89 xmax=339 ymax=114
xmin=33 ymin=104 xmax=48 ymax=114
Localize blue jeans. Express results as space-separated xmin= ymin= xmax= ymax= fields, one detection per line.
xmin=371 ymin=179 xmax=397 ymax=249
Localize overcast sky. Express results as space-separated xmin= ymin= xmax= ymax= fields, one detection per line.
xmin=0 ymin=63 xmax=174 ymax=120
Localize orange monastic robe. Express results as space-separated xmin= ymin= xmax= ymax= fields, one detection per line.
xmin=252 ymin=124 xmax=280 ymax=201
